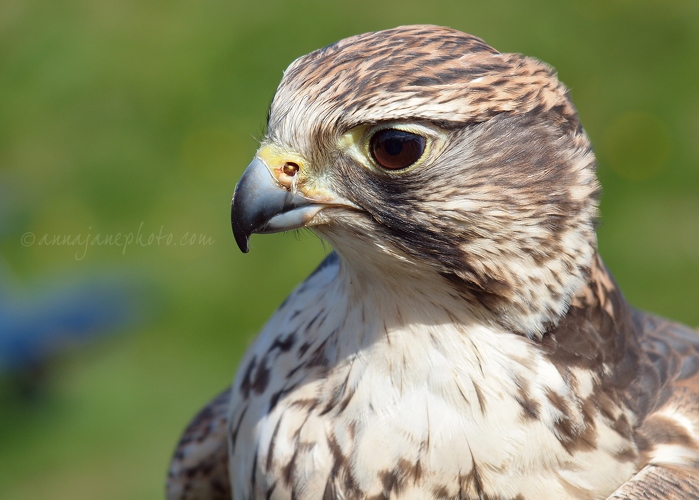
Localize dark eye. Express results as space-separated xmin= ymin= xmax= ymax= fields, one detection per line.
xmin=369 ymin=129 xmax=426 ymax=171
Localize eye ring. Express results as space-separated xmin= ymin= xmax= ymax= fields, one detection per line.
xmin=369 ymin=129 xmax=426 ymax=171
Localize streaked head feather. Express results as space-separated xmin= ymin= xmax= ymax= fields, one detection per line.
xmin=265 ymin=25 xmax=599 ymax=336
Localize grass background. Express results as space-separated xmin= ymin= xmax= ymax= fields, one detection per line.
xmin=1 ymin=0 xmax=698 ymax=498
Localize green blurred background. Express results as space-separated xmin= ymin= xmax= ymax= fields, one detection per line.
xmin=1 ymin=0 xmax=698 ymax=498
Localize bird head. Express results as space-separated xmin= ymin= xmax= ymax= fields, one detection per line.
xmin=231 ymin=25 xmax=600 ymax=337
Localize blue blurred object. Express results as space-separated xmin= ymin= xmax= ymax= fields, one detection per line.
xmin=0 ymin=269 xmax=140 ymax=398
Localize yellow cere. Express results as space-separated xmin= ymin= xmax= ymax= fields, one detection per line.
xmin=256 ymin=143 xmax=336 ymax=202
xmin=256 ymin=144 xmax=307 ymax=176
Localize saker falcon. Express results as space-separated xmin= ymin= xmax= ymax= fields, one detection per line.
xmin=167 ymin=25 xmax=699 ymax=499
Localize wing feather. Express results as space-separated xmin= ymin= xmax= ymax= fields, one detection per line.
xmin=166 ymin=389 xmax=232 ymax=500
xmin=608 ymin=464 xmax=699 ymax=499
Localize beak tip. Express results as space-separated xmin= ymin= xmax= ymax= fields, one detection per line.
xmin=236 ymin=235 xmax=250 ymax=254
xmin=231 ymin=203 xmax=251 ymax=254
xmin=231 ymin=156 xmax=316 ymax=254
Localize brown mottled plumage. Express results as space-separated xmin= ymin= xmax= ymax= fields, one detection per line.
xmin=167 ymin=26 xmax=699 ymax=499
xmin=167 ymin=389 xmax=231 ymax=500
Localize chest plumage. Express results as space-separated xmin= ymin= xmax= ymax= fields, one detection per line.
xmin=228 ymin=255 xmax=638 ymax=499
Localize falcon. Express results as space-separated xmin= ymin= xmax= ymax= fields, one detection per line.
xmin=167 ymin=25 xmax=699 ymax=499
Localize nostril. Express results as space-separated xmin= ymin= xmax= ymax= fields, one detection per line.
xmin=282 ymin=162 xmax=299 ymax=177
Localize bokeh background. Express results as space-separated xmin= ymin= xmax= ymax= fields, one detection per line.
xmin=1 ymin=0 xmax=698 ymax=498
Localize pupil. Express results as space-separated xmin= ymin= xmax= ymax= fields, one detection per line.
xmin=384 ymin=138 xmax=403 ymax=156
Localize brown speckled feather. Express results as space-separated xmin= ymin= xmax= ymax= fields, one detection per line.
xmin=603 ymin=312 xmax=699 ymax=499
xmin=167 ymin=25 xmax=699 ymax=499
xmin=608 ymin=465 xmax=699 ymax=499
xmin=166 ymin=285 xmax=699 ymax=499
xmin=634 ymin=313 xmax=699 ymax=467
xmin=167 ymin=389 xmax=231 ymax=500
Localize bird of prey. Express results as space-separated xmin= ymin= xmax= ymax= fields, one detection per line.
xmin=167 ymin=25 xmax=699 ymax=500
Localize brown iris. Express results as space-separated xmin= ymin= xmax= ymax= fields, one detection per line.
xmin=369 ymin=129 xmax=426 ymax=171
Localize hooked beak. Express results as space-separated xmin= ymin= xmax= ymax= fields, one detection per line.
xmin=231 ymin=157 xmax=324 ymax=253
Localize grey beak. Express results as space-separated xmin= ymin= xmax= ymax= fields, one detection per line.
xmin=231 ymin=157 xmax=319 ymax=253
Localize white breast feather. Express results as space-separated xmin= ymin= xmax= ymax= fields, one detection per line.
xmin=228 ymin=256 xmax=638 ymax=499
